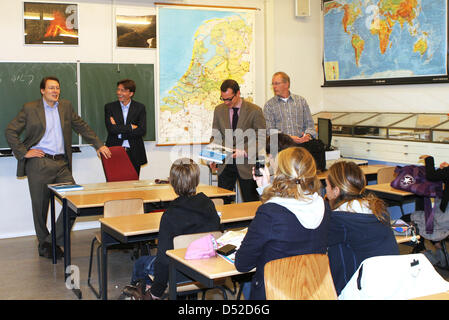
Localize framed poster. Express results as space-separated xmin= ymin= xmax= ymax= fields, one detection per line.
xmin=24 ymin=2 xmax=78 ymax=45
xmin=322 ymin=0 xmax=448 ymax=86
xmin=116 ymin=14 xmax=156 ymax=48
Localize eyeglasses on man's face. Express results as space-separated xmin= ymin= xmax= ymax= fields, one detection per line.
xmin=220 ymin=94 xmax=235 ymax=102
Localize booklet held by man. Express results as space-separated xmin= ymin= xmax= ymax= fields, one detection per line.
xmin=198 ymin=143 xmax=233 ymax=164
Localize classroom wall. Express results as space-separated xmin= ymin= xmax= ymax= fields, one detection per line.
xmin=0 ymin=0 xmax=270 ymax=238
xmin=2 ymin=0 xmax=447 ymax=239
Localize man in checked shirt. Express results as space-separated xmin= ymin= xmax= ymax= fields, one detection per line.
xmin=263 ymin=72 xmax=316 ymax=144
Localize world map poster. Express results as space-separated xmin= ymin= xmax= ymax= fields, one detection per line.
xmin=323 ymin=0 xmax=448 ymax=86
xmin=157 ymin=7 xmax=256 ymax=145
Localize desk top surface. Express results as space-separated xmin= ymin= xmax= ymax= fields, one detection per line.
xmin=413 ymin=291 xmax=449 ymax=300
xmin=365 ymin=183 xmax=414 ymax=196
xmin=166 ymin=247 xmax=243 ymax=279
xmin=100 ymin=201 xmax=260 ymax=237
xmin=395 ymin=234 xmax=420 ymax=244
xmin=62 ymin=183 xmax=235 ymax=209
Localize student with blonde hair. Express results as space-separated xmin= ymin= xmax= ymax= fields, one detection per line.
xmin=325 ymin=161 xmax=399 ymax=295
xmin=235 ymin=147 xmax=329 ymax=300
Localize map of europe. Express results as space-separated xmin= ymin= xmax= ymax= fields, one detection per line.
xmin=323 ymin=0 xmax=447 ymax=83
xmin=157 ymin=7 xmax=255 ymax=144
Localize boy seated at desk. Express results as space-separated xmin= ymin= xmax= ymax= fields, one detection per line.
xmin=122 ymin=158 xmax=221 ymax=300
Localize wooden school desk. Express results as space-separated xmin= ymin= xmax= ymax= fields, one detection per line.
xmin=48 ymin=180 xmax=236 ymax=298
xmin=364 ymin=182 xmax=416 ymax=216
xmin=166 ymin=247 xmax=249 ymax=300
xmin=98 ymin=201 xmax=261 ymax=300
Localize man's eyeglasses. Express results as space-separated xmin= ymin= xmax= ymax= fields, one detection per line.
xmin=220 ymin=94 xmax=235 ymax=102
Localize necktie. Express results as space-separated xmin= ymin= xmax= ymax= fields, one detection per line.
xmin=232 ymin=107 xmax=239 ymax=130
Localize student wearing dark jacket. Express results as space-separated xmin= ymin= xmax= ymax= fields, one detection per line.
xmin=235 ymin=147 xmax=329 ymax=300
xmin=122 ymin=158 xmax=221 ymax=299
xmin=325 ymin=161 xmax=399 ymax=295
xmin=415 ymin=155 xmax=449 ymax=267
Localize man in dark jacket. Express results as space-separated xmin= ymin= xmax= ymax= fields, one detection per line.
xmin=105 ymin=79 xmax=147 ymax=176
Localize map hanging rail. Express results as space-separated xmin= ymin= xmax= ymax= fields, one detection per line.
xmin=154 ymin=2 xmax=260 ymax=11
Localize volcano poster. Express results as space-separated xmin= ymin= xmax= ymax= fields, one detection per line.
xmin=24 ymin=2 xmax=78 ymax=45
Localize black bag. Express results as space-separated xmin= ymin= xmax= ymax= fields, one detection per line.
xmin=298 ymin=139 xmax=326 ymax=172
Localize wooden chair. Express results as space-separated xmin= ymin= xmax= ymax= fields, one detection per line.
xmin=375 ymin=166 xmax=406 ymax=216
xmin=377 ymin=166 xmax=396 ymax=184
xmin=264 ymin=253 xmax=337 ymax=300
xmin=88 ymin=198 xmax=145 ymax=298
xmin=211 ymin=198 xmax=224 ymax=207
xmin=168 ymin=231 xmax=231 ymax=300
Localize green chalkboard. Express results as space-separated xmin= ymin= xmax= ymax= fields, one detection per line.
xmin=79 ymin=63 xmax=155 ymax=143
xmin=0 ymin=62 xmax=78 ymax=149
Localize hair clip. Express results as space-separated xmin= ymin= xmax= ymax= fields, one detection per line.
xmin=295 ymin=179 xmax=301 ymax=184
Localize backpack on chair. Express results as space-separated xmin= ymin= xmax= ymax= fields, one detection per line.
xmin=390 ymin=165 xmax=443 ymax=234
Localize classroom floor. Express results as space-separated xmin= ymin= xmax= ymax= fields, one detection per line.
xmin=0 ymin=229 xmax=237 ymax=300
xmin=0 ymin=229 xmax=448 ymax=300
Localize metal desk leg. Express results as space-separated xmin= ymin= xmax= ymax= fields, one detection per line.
xmin=50 ymin=193 xmax=57 ymax=265
xmin=63 ymin=198 xmax=81 ymax=299
xmin=168 ymin=259 xmax=177 ymax=300
xmin=101 ymin=228 xmax=109 ymax=300
xmin=63 ymin=198 xmax=70 ymax=278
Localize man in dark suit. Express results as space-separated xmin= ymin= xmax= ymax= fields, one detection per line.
xmin=210 ymin=79 xmax=266 ymax=203
xmin=5 ymin=76 xmax=111 ymax=259
xmin=104 ymin=79 xmax=147 ymax=176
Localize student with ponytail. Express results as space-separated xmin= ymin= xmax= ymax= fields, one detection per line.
xmin=325 ymin=161 xmax=399 ymax=295
xmin=235 ymin=147 xmax=329 ymax=300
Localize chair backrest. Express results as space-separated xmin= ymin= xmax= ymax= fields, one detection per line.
xmin=173 ymin=231 xmax=223 ymax=249
xmin=377 ymin=166 xmax=396 ymax=184
xmin=211 ymin=198 xmax=224 ymax=207
xmin=264 ymin=253 xmax=337 ymax=300
xmin=101 ymin=146 xmax=138 ymax=182
xmin=103 ymin=198 xmax=144 ymax=218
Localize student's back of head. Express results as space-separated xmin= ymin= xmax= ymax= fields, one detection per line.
xmin=266 ymin=133 xmax=296 ymax=158
xmin=261 ymin=147 xmax=321 ymax=203
xmin=169 ymin=158 xmax=200 ymax=197
xmin=326 ymin=161 xmax=389 ymax=224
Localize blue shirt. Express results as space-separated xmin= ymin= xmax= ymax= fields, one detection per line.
xmin=31 ymin=98 xmax=65 ymax=155
xmin=119 ymin=101 xmax=130 ymax=148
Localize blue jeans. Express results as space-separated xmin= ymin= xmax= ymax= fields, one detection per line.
xmin=131 ymin=255 xmax=156 ymax=286
xmin=131 ymin=255 xmax=194 ymax=287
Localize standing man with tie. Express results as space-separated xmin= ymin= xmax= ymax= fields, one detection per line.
xmin=105 ymin=79 xmax=147 ymax=176
xmin=210 ymin=79 xmax=266 ymax=203
xmin=5 ymin=76 xmax=111 ymax=259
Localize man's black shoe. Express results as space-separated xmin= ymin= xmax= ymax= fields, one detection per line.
xmin=38 ymin=242 xmax=64 ymax=259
